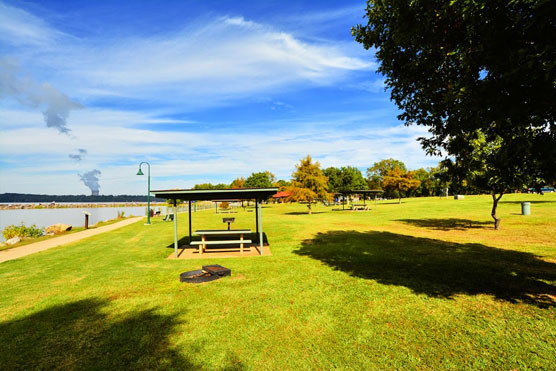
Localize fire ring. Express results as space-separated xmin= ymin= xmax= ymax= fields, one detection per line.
xmin=180 ymin=265 xmax=231 ymax=284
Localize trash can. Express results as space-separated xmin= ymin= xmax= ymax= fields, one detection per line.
xmin=521 ymin=202 xmax=531 ymax=216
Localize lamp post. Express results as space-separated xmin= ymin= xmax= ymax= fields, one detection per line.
xmin=136 ymin=162 xmax=151 ymax=225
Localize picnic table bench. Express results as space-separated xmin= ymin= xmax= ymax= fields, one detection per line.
xmin=190 ymin=229 xmax=252 ymax=255
xmin=351 ymin=204 xmax=369 ymax=211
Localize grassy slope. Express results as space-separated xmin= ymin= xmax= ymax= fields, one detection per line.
xmin=0 ymin=194 xmax=555 ymax=370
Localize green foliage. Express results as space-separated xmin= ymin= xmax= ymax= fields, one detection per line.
xmin=339 ymin=166 xmax=367 ymax=192
xmin=192 ymin=183 xmax=228 ymax=190
xmin=323 ymin=167 xmax=342 ymax=193
xmin=353 ymin=0 xmax=556 ymax=227
xmin=117 ymin=210 xmax=125 ymax=219
xmin=411 ymin=166 xmax=450 ymax=197
xmin=2 ymin=223 xmax=44 ymax=240
xmin=244 ymin=171 xmax=275 ymax=188
xmin=325 ymin=166 xmax=367 ymax=193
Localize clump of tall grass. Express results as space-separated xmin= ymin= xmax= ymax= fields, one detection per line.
xmin=2 ymin=223 xmax=44 ymax=240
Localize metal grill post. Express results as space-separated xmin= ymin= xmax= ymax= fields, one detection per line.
xmin=173 ymin=200 xmax=178 ymax=257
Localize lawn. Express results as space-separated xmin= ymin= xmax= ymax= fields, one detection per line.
xmin=0 ymin=194 xmax=555 ymax=369
xmin=0 ymin=216 xmax=134 ymax=252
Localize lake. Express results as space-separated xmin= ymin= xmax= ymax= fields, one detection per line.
xmin=0 ymin=206 xmax=160 ymax=242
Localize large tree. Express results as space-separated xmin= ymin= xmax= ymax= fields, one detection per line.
xmin=366 ymin=158 xmax=407 ymax=197
xmin=323 ymin=167 xmax=342 ymax=193
xmin=353 ymin=0 xmax=556 ymax=229
xmin=286 ymin=155 xmax=330 ymax=214
xmin=244 ymin=172 xmax=274 ymax=188
xmin=339 ymin=166 xmax=368 ymax=192
xmin=325 ymin=166 xmax=367 ymax=193
xmin=230 ymin=177 xmax=245 ymax=189
xmin=382 ymin=168 xmax=421 ymax=204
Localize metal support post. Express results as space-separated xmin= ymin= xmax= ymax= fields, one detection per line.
xmin=173 ymin=200 xmax=178 ymax=257
xmin=258 ymin=200 xmax=263 ymax=255
xmin=255 ymin=199 xmax=259 ymax=235
xmin=188 ymin=200 xmax=192 ymax=244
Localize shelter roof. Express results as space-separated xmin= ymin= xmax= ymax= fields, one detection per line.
xmin=151 ymin=188 xmax=278 ymax=201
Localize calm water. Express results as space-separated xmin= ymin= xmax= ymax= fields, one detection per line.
xmin=0 ymin=206 xmax=166 ymax=242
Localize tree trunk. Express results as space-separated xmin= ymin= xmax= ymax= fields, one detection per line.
xmin=307 ymin=201 xmax=312 ymax=215
xmin=491 ymin=192 xmax=504 ymax=230
xmin=398 ymin=185 xmax=402 ymax=204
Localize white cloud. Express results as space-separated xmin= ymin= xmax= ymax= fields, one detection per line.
xmin=0 ymin=106 xmax=439 ymax=194
xmin=3 ymin=8 xmax=373 ymax=108
xmin=0 ymin=2 xmax=68 ymax=47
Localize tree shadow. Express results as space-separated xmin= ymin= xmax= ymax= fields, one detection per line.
xmin=0 ymin=298 xmax=199 ymax=369
xmin=396 ymin=218 xmax=492 ymax=231
xmin=295 ymin=231 xmax=556 ymax=308
xmin=165 ymin=233 xmax=269 ymax=249
xmin=499 ymin=200 xmax=556 ymax=204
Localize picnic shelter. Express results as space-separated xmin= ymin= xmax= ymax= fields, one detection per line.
xmin=151 ymin=188 xmax=278 ymax=257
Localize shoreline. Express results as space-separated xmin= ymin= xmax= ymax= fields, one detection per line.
xmin=0 ymin=202 xmax=167 ymax=210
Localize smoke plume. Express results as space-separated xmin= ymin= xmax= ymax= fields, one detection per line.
xmin=0 ymin=58 xmax=83 ymax=134
xmin=69 ymin=148 xmax=87 ymax=161
xmin=79 ymin=169 xmax=101 ymax=195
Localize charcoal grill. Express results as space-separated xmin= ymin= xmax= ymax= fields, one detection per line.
xmin=180 ymin=264 xmax=231 ymax=283
xmin=222 ymin=217 xmax=235 ymax=230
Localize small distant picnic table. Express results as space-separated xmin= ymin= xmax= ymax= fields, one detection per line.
xmin=351 ymin=203 xmax=369 ymax=211
xmin=191 ymin=229 xmax=252 ymax=255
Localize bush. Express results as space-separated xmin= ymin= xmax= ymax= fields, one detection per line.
xmin=117 ymin=210 xmax=125 ymax=218
xmin=2 ymin=223 xmax=44 ymax=240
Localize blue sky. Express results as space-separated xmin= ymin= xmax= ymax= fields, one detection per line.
xmin=0 ymin=0 xmax=439 ymax=195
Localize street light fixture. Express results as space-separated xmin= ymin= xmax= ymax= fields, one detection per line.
xmin=137 ymin=161 xmax=151 ymax=225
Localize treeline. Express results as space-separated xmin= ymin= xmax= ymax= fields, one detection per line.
xmin=0 ymin=193 xmax=166 ymax=203
xmin=191 ymin=158 xmax=448 ymax=201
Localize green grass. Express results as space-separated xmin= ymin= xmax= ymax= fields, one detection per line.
xmin=0 ymin=216 xmax=133 ymax=252
xmin=0 ymin=194 xmax=555 ymax=369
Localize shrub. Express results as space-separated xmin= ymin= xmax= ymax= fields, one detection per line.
xmin=2 ymin=223 xmax=44 ymax=240
xmin=117 ymin=210 xmax=125 ymax=218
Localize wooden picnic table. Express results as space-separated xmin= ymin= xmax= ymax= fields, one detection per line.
xmin=190 ymin=229 xmax=252 ymax=255
xmin=351 ymin=203 xmax=369 ymax=211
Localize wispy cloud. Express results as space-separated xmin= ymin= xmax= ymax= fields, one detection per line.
xmin=0 ymin=2 xmax=67 ymax=47
xmin=0 ymin=58 xmax=83 ymax=134
xmin=0 ymin=106 xmax=439 ymax=194
xmin=2 ymin=6 xmax=372 ymax=108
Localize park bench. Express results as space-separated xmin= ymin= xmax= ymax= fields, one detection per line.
xmin=190 ymin=229 xmax=252 ymax=255
xmin=162 ymin=214 xmax=174 ymax=221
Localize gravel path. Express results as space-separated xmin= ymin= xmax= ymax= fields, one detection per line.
xmin=0 ymin=217 xmax=144 ymax=264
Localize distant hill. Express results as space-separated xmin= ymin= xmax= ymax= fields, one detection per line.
xmin=0 ymin=193 xmax=167 ymax=203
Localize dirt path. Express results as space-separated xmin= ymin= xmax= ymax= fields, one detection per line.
xmin=0 ymin=217 xmax=144 ymax=264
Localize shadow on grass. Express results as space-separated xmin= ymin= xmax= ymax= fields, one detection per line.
xmin=295 ymin=231 xmax=556 ymax=308
xmin=500 ymin=200 xmax=556 ymax=204
xmin=0 ymin=298 xmax=199 ymax=369
xmin=165 ymin=233 xmax=269 ymax=249
xmin=396 ymin=218 xmax=492 ymax=231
